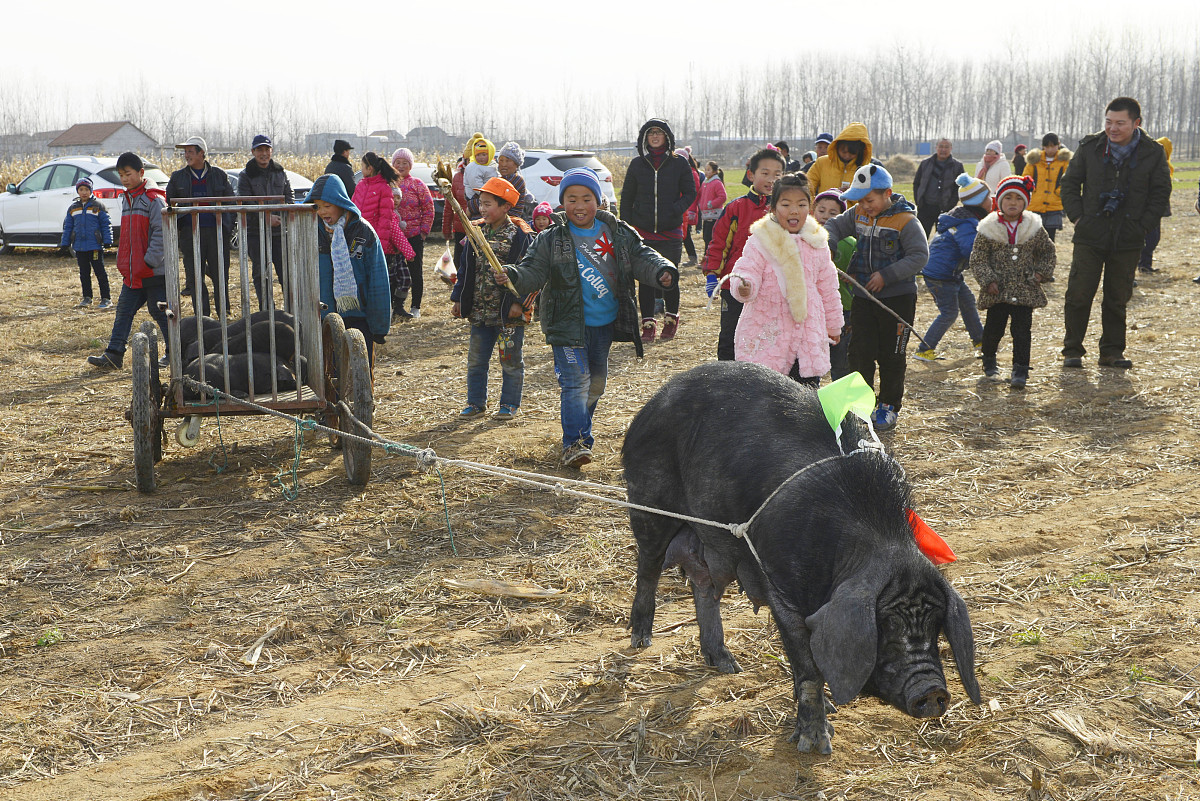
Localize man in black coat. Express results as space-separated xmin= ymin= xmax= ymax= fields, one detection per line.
xmin=239 ymin=134 xmax=294 ymax=311
xmin=324 ymin=139 xmax=356 ymax=198
xmin=166 ymin=135 xmax=235 ymax=316
xmin=912 ymin=139 xmax=965 ymax=236
xmin=1060 ymin=97 xmax=1171 ymax=369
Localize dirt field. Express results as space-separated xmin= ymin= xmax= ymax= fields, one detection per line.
xmin=2 ymin=193 xmax=1199 ymax=801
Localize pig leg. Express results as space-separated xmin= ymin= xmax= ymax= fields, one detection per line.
xmin=659 ymin=528 xmax=741 ymax=673
xmin=771 ymin=603 xmax=834 ymax=754
xmin=628 ymin=509 xmax=676 ymax=649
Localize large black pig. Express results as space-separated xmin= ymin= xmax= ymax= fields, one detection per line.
xmin=182 ymin=352 xmax=304 ymax=400
xmin=183 ymin=320 xmax=296 ymax=365
xmin=622 ymin=361 xmax=981 ymax=754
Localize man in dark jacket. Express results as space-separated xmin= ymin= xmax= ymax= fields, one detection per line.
xmin=324 ymin=139 xmax=356 ymax=198
xmin=238 ymin=134 xmax=294 ymax=311
xmin=166 ymin=136 xmax=235 ymax=316
xmin=913 ymin=139 xmax=965 ymax=236
xmin=1060 ymin=97 xmax=1171 ymax=369
xmin=618 ymin=118 xmax=696 ymax=343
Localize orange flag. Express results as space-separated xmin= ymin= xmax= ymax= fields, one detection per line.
xmin=907 ymin=509 xmax=956 ymax=565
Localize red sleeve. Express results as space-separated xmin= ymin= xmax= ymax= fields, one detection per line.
xmin=415 ymin=181 xmax=434 ymax=235
xmin=703 ymin=202 xmax=735 ymax=274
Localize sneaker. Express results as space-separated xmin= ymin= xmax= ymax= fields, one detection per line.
xmin=493 ymin=404 xmax=518 ymax=421
xmin=1062 ymin=357 xmax=1084 ymax=369
xmin=393 ymin=308 xmax=413 ymax=320
xmin=562 ymin=441 xmax=593 ymax=468
xmin=1098 ymin=356 xmax=1133 ymax=369
xmin=660 ymin=315 xmax=678 ymax=341
xmin=640 ymin=319 xmax=656 ymax=343
xmin=76 ymin=298 xmax=93 ymax=308
xmin=459 ymin=404 xmax=485 ymax=417
xmin=872 ymin=403 xmax=898 ymax=432
xmin=97 ymin=298 xmax=112 ymax=310
xmin=410 ymin=308 xmax=421 ymax=319
xmin=87 ymin=351 xmax=121 ymax=370
xmin=913 ymin=348 xmax=940 ymax=362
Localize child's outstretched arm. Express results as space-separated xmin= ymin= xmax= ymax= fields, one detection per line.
xmin=727 ymin=242 xmax=767 ymax=302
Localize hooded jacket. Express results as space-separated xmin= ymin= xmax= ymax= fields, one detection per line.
xmin=116 ymin=181 xmax=167 ymax=289
xmin=305 ymin=174 xmax=391 ymax=339
xmin=503 ymin=209 xmax=678 ymax=354
xmin=619 ymin=119 xmax=697 ymax=236
xmin=324 ymin=153 xmax=357 ymax=198
xmin=806 ymin=123 xmax=874 ymax=197
xmin=921 ymin=205 xmax=988 ymax=282
xmin=1021 ymin=147 xmax=1072 ymax=214
xmin=1061 ymin=129 xmax=1172 ymax=251
xmin=60 ymin=195 xmax=113 ymax=251
xmin=824 ymin=193 xmax=928 ymax=300
xmin=970 ymin=210 xmax=1056 ymax=310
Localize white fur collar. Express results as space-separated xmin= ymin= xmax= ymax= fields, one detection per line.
xmin=748 ymin=215 xmax=828 ymax=324
xmin=977 ymin=210 xmax=1044 ymax=245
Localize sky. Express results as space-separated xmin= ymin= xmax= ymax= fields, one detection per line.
xmin=8 ymin=0 xmax=1200 ymax=132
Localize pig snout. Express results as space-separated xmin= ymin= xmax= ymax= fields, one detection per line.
xmin=907 ymin=686 xmax=950 ymax=718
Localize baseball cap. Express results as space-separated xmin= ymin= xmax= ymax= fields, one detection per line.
xmin=251 ymin=134 xmax=273 ymax=149
xmin=176 ymin=135 xmax=207 ymax=152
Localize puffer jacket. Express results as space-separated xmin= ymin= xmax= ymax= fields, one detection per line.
xmin=504 ymin=209 xmax=678 ymax=354
xmin=351 ymin=174 xmax=396 ymax=242
xmin=238 ymin=158 xmax=293 ymax=241
xmin=1022 ymin=147 xmax=1072 ymax=214
xmin=806 ymin=122 xmax=874 ymax=196
xmin=396 ymin=174 xmax=435 ymax=235
xmin=970 ymin=211 xmax=1056 ymax=309
xmin=60 ymin=196 xmax=113 ymax=251
xmin=824 ymin=193 xmax=928 ymax=299
xmin=697 ymin=175 xmax=727 ymax=221
xmin=702 ymin=190 xmax=769 ymax=277
xmin=116 ymin=181 xmax=167 ymax=289
xmin=921 ymin=205 xmax=987 ymax=282
xmin=1061 ymin=130 xmax=1172 ymax=251
xmin=619 ymin=118 xmax=697 ymax=235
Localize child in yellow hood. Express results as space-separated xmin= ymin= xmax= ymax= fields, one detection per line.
xmin=464 ymin=137 xmax=498 ymax=201
xmin=806 ymin=122 xmax=874 ymax=198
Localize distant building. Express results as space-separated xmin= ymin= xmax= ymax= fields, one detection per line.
xmin=47 ymin=121 xmax=157 ymax=156
xmin=304 ymin=132 xmax=388 ymax=156
xmin=404 ymin=126 xmax=459 ymax=154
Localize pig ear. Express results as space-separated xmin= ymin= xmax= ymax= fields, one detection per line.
xmin=804 ymin=572 xmax=881 ymax=705
xmin=942 ymin=581 xmax=982 ymax=704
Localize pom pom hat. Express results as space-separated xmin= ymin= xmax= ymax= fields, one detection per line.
xmin=841 ymin=163 xmax=893 ymax=201
xmin=993 ymin=175 xmax=1034 ymax=210
xmin=532 ymin=202 xmax=553 ymax=221
xmin=956 ymin=173 xmax=990 ymax=206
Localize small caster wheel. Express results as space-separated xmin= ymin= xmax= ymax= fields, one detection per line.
xmin=175 ymin=415 xmax=202 ymax=447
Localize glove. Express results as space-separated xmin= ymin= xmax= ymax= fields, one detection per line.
xmin=705 ymin=273 xmax=719 ymax=298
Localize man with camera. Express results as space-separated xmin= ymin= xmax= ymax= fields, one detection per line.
xmin=1060 ymin=97 xmax=1171 ymax=369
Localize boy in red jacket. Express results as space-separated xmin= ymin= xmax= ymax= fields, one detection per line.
xmin=88 ymin=153 xmax=170 ymax=369
xmin=702 ymin=147 xmax=785 ymax=360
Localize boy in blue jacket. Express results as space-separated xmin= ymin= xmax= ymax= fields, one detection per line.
xmin=304 ymin=174 xmax=391 ymax=365
xmin=61 ymin=177 xmax=113 ymax=309
xmin=914 ymin=174 xmax=991 ymax=362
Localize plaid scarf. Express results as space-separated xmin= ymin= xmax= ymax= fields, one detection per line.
xmin=1106 ymin=129 xmax=1141 ymax=167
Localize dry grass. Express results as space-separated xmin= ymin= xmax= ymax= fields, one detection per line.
xmin=1 ymin=188 xmax=1199 ymax=800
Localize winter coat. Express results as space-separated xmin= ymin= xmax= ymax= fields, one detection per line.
xmin=116 ymin=181 xmax=167 ymax=289
xmin=973 ymin=157 xmax=1012 ymax=192
xmin=702 ymin=190 xmax=769 ymax=277
xmin=697 ymin=175 xmax=727 ymax=221
xmin=351 ymin=174 xmax=396 ymax=243
xmin=729 ymin=216 xmax=844 ymax=378
xmin=238 ymin=158 xmax=293 ymax=242
xmin=921 ymin=206 xmax=987 ymax=282
xmin=381 ymin=211 xmax=416 ymax=260
xmin=306 ymin=174 xmax=392 ymax=340
xmin=393 ymin=174 xmax=434 ymax=237
xmin=451 ymin=216 xmax=534 ymax=326
xmin=913 ymin=155 xmax=965 ymax=215
xmin=824 ymin=193 xmax=928 ymax=299
xmin=60 ymin=196 xmax=113 ymax=251
xmin=1012 ymin=153 xmax=1027 ymax=175
xmin=1061 ymin=130 xmax=1172 ymax=251
xmin=685 ymin=166 xmax=702 ymax=225
xmin=1021 ymin=147 xmax=1072 ymax=214
xmin=504 ymin=209 xmax=678 ymax=354
xmin=619 ymin=118 xmax=697 ymax=235
xmin=324 ymin=154 xmax=357 ymax=198
xmin=970 ymin=211 xmax=1056 ymax=310
xmin=166 ymin=162 xmax=236 ymax=235
xmin=806 ymin=123 xmax=874 ymax=196
xmin=1158 ymin=137 xmax=1174 ymax=218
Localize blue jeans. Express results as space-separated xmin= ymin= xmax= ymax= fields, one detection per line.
xmin=467 ymin=324 xmax=525 ymax=409
xmin=106 ymin=281 xmax=170 ymax=357
xmin=920 ymin=277 xmax=983 ymax=350
xmin=552 ymin=323 xmax=613 ymax=450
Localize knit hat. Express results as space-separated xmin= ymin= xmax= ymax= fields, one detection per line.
xmin=841 ymin=163 xmax=892 ymax=201
xmin=532 ymin=201 xmax=553 ymax=221
xmin=1014 ymin=144 xmax=1028 ymax=153
xmin=955 ymin=173 xmax=990 ymax=206
xmin=993 ymin=175 xmax=1034 ymax=210
xmin=815 ymin=132 xmax=834 ymax=145
xmin=497 ymin=141 xmax=524 ymax=167
xmin=75 ymin=176 xmax=94 ymax=190
xmin=252 ymin=134 xmax=272 ymax=150
xmin=984 ymin=140 xmax=1003 ymax=155
xmin=391 ymin=185 xmax=404 ymax=198
xmin=391 ymin=147 xmax=415 ymax=166
xmin=813 ymin=188 xmax=846 ymax=212
xmin=477 ymin=176 xmax=520 ymax=208
xmin=558 ymin=167 xmax=603 ymax=204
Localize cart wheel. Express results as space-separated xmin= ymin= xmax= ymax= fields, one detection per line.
xmin=338 ymin=328 xmax=374 ymax=486
xmin=175 ymin=415 xmax=202 ymax=447
xmin=322 ymin=313 xmax=348 ymax=449
xmin=130 ymin=332 xmax=157 ymax=493
xmin=139 ymin=321 xmax=164 ymax=463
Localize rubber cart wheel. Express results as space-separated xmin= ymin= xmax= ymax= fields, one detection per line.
xmin=338 ymin=327 xmax=374 ymax=486
xmin=139 ymin=321 xmax=164 ymax=464
xmin=321 ymin=313 xmax=348 ymax=450
xmin=130 ymin=332 xmax=157 ymax=493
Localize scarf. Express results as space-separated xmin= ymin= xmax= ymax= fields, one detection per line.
xmin=648 ymin=145 xmax=667 ymax=169
xmin=1001 ymin=217 xmax=1021 ymax=244
xmin=749 ymin=214 xmax=830 ymax=325
xmin=326 ymin=214 xmax=360 ymax=312
xmin=1106 ymin=129 xmax=1141 ymax=167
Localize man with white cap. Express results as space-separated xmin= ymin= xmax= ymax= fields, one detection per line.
xmin=165 ymin=135 xmax=235 ymax=316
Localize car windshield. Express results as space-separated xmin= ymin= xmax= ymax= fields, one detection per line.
xmin=547 ymin=154 xmax=605 ymax=172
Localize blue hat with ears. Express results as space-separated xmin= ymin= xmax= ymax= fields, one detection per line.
xmin=558 ymin=167 xmax=603 ymax=204
xmin=841 ymin=163 xmax=893 ymax=201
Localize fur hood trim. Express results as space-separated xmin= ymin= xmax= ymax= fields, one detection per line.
xmin=976 ymin=210 xmax=1044 ymax=245
xmin=748 ymin=215 xmax=828 ymax=324
xmin=1026 ymin=147 xmax=1072 ymax=164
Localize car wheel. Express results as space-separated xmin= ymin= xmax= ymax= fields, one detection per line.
xmin=0 ymin=225 xmax=13 ymax=255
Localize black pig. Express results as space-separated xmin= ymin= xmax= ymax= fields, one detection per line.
xmin=183 ymin=320 xmax=296 ymax=365
xmin=622 ymin=361 xmax=981 ymax=754
xmin=183 ymin=352 xmax=303 ymax=400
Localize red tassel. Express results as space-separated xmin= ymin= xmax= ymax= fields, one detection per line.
xmin=908 ymin=509 xmax=956 ymax=565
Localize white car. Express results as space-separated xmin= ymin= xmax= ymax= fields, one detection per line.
xmin=0 ymin=156 xmax=169 ymax=253
xmin=520 ymin=149 xmax=617 ymax=208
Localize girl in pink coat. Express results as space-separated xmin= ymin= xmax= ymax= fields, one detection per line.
xmin=728 ymin=173 xmax=843 ymax=387
xmin=352 ymin=152 xmax=401 ymax=240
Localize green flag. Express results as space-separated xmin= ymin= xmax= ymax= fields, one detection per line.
xmin=817 ymin=372 xmax=876 ymax=432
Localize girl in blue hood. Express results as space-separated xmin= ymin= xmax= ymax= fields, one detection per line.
xmin=305 ymin=174 xmax=392 ymax=363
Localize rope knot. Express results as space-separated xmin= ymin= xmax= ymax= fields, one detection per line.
xmin=415 ymin=448 xmax=439 ymax=472
xmin=299 ymin=419 xmax=318 ymax=432
xmin=730 ymin=522 xmax=750 ymax=540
